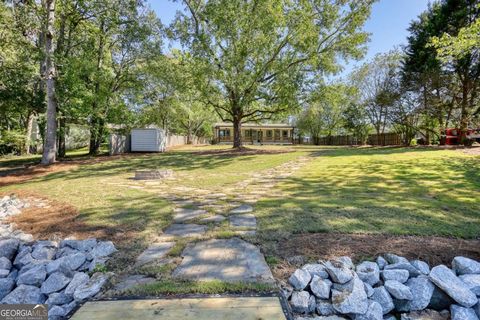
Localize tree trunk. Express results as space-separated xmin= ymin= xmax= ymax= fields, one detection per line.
xmin=460 ymin=79 xmax=469 ymax=145
xmin=58 ymin=115 xmax=66 ymax=158
xmin=25 ymin=112 xmax=35 ymax=155
xmin=41 ymin=0 xmax=57 ymax=165
xmin=233 ymin=117 xmax=242 ymax=148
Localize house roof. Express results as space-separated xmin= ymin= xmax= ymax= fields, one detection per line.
xmin=214 ymin=123 xmax=294 ymax=129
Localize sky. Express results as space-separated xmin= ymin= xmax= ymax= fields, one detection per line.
xmin=147 ymin=0 xmax=432 ymax=75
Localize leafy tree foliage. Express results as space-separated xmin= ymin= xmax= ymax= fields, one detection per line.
xmin=172 ymin=0 xmax=375 ymax=148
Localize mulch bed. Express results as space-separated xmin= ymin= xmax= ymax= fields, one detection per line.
xmin=273 ymin=232 xmax=480 ymax=281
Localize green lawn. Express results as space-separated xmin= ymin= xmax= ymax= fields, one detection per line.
xmin=256 ymin=146 xmax=480 ymax=239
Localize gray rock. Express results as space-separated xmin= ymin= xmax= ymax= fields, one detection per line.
xmin=229 ymin=204 xmax=253 ymax=214
xmin=393 ymin=298 xmax=411 ymax=313
xmin=0 ymin=278 xmax=15 ymax=300
xmin=354 ymin=300 xmax=383 ymax=320
xmin=0 ymin=238 xmax=19 ymax=260
xmin=47 ymin=292 xmax=73 ymax=305
xmin=0 ymin=257 xmax=12 ymax=271
xmin=289 ymin=269 xmax=312 ymax=291
xmin=88 ymin=241 xmax=117 ymax=259
xmin=382 ymin=269 xmax=410 ymax=283
xmin=55 ymin=246 xmax=78 ymax=259
xmin=405 ymin=276 xmax=435 ymax=311
xmin=49 ymin=305 xmax=66 ymax=318
xmin=357 ymin=261 xmax=380 ymax=286
xmin=429 ymin=265 xmax=477 ymax=307
xmin=384 ymin=253 xmax=409 ymax=264
xmin=13 ymin=246 xmax=33 ymax=268
xmin=60 ymin=239 xmax=97 ymax=252
xmin=7 ymin=268 xmax=17 ymax=280
xmin=308 ymin=294 xmax=316 ymax=313
xmin=371 ymin=286 xmax=394 ymax=315
xmin=428 ymin=285 xmax=455 ymax=310
xmin=0 ymin=269 xmax=9 ymax=278
xmin=290 ymin=290 xmax=311 ymax=314
xmin=460 ymin=274 xmax=480 ymax=295
xmin=324 ymin=260 xmax=354 ymax=284
xmin=316 ymin=299 xmax=335 ymax=316
xmin=64 ymin=252 xmax=87 ymax=270
xmin=453 ymin=257 xmax=480 ymax=276
xmin=41 ymin=272 xmax=71 ymax=294
xmin=64 ymin=272 xmax=89 ymax=297
xmin=17 ymin=264 xmax=47 ymax=286
xmin=310 ymin=276 xmax=332 ymax=299
xmin=73 ymin=272 xmax=110 ymax=302
xmin=61 ymin=301 xmax=77 ymax=317
xmin=302 ymin=263 xmax=329 ymax=279
xmin=384 ymin=315 xmax=396 ymax=320
xmin=411 ymin=260 xmax=430 ymax=275
xmin=337 ymin=256 xmax=355 ymax=270
xmin=385 ymin=262 xmax=421 ymax=277
xmin=331 ymin=276 xmax=368 ymax=315
xmin=1 ymin=284 xmax=46 ymax=304
xmin=364 ymin=283 xmax=375 ymax=298
xmin=376 ymin=256 xmax=388 ymax=270
xmin=474 ymin=301 xmax=480 ymax=318
xmin=400 ymin=309 xmax=450 ymax=320
xmin=31 ymin=245 xmax=57 ymax=260
xmin=450 ymin=304 xmax=478 ymax=320
xmin=385 ymin=280 xmax=413 ymax=300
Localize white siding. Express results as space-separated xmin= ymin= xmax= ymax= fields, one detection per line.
xmin=131 ymin=129 xmax=166 ymax=152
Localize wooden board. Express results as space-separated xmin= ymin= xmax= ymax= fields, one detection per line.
xmin=70 ymin=297 xmax=287 ymax=320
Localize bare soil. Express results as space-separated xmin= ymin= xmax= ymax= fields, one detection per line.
xmin=273 ymin=232 xmax=480 ymax=281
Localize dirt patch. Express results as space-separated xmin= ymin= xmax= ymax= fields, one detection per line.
xmin=193 ymin=147 xmax=292 ymax=157
xmin=0 ymin=153 xmax=150 ymax=187
xmin=273 ymin=233 xmax=480 ymax=280
xmin=3 ymin=191 xmax=137 ymax=243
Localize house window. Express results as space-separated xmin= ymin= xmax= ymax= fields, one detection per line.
xmin=244 ymin=130 xmax=252 ymax=138
xmin=219 ymin=129 xmax=230 ymax=138
xmin=266 ymin=130 xmax=273 ymax=139
xmin=282 ymin=130 xmax=289 ymax=140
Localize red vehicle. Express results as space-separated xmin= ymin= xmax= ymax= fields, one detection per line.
xmin=443 ymin=128 xmax=480 ymax=145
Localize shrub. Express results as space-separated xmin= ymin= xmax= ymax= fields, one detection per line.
xmin=0 ymin=130 xmax=26 ymax=155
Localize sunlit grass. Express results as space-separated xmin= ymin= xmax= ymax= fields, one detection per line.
xmin=256 ymin=147 xmax=480 ymax=239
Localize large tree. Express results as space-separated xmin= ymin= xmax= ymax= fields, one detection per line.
xmin=173 ymin=0 xmax=374 ymax=148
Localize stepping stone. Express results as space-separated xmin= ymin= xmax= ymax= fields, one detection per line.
xmin=172 ymin=199 xmax=196 ymax=206
xmin=173 ymin=208 xmax=207 ymax=222
xmin=172 ymin=238 xmax=274 ymax=283
xmin=200 ymin=215 xmax=226 ymax=223
xmin=204 ymin=193 xmax=227 ymax=199
xmin=135 ymin=242 xmax=175 ymax=266
xmin=230 ymin=214 xmax=257 ymax=229
xmin=113 ymin=274 xmax=156 ymax=292
xmin=163 ymin=224 xmax=207 ymax=238
xmin=229 ymin=204 xmax=254 ymax=214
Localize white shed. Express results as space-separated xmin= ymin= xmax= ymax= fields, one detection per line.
xmin=131 ymin=128 xmax=166 ymax=152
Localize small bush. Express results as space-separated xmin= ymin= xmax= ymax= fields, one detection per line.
xmin=0 ymin=130 xmax=26 ymax=155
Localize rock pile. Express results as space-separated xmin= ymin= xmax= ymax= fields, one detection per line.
xmin=286 ymin=254 xmax=480 ymax=320
xmin=0 ymin=195 xmax=48 ymax=242
xmin=0 ymin=238 xmax=116 ymax=319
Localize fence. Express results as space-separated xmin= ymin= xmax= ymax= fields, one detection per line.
xmin=109 ymin=133 xmax=208 ymax=155
xmin=313 ymin=132 xmax=403 ymax=146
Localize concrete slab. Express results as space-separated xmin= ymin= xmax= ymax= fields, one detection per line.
xmin=230 ymin=214 xmax=256 ymax=229
xmin=172 ymin=238 xmax=274 ymax=283
xmin=70 ymin=297 xmax=286 ymax=320
xmin=200 ymin=215 xmax=226 ymax=223
xmin=163 ymin=224 xmax=207 ymax=238
xmin=173 ymin=208 xmax=207 ymax=222
xmin=135 ymin=242 xmax=175 ymax=266
xmin=229 ymin=204 xmax=254 ymax=214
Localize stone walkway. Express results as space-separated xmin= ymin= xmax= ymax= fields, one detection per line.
xmin=112 ymin=156 xmax=312 ymax=292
